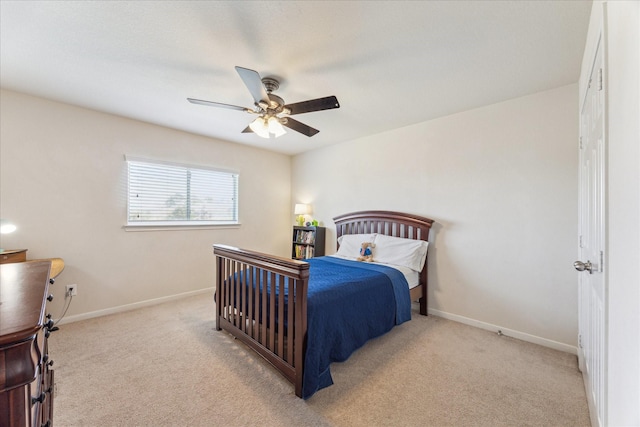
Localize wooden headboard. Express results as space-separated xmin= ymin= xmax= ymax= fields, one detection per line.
xmin=334 ymin=210 xmax=433 ymax=243
xmin=333 ymin=210 xmax=434 ymax=315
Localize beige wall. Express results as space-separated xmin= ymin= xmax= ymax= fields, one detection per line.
xmin=1 ymin=84 xmax=582 ymax=351
xmin=292 ymin=84 xmax=579 ymax=349
xmin=0 ymin=89 xmax=292 ymax=319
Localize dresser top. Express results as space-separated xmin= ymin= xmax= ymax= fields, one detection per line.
xmin=0 ymin=260 xmax=51 ymax=346
xmin=0 ymin=249 xmax=27 ymax=255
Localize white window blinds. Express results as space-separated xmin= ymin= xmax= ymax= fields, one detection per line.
xmin=127 ymin=158 xmax=238 ymax=226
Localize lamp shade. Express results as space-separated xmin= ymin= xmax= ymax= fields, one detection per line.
xmin=250 ymin=116 xmax=287 ymax=139
xmin=268 ymin=117 xmax=287 ymax=137
xmin=249 ymin=117 xmax=270 ymax=138
xmin=294 ymin=204 xmax=309 ymax=215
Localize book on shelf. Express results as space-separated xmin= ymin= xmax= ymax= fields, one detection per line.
xmin=294 ymin=230 xmax=316 ymax=244
xmin=293 ymin=244 xmax=314 ymax=259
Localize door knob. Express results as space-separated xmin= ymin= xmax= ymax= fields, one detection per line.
xmin=574 ymin=260 xmax=593 ymax=273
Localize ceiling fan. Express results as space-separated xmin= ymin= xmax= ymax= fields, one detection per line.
xmin=188 ymin=66 xmax=340 ymax=138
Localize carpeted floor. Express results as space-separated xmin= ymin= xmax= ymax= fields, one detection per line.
xmin=50 ymin=290 xmax=590 ymax=426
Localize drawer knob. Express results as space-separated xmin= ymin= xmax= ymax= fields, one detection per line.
xmin=47 ymin=294 xmax=54 ymax=302
xmin=31 ymin=392 xmax=46 ymax=404
xmin=45 ymin=325 xmax=59 ymax=338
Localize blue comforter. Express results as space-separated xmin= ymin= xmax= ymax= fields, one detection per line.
xmin=302 ymin=257 xmax=412 ymax=399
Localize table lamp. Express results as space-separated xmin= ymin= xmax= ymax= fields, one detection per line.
xmin=294 ymin=204 xmax=309 ymax=226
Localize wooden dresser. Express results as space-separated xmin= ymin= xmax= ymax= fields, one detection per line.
xmin=0 ymin=261 xmax=57 ymax=427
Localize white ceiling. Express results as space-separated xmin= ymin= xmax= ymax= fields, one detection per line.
xmin=0 ymin=1 xmax=592 ymax=155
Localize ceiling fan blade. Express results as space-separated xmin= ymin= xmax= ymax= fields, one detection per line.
xmin=282 ymin=117 xmax=320 ymax=137
xmin=241 ymin=125 xmax=253 ymax=134
xmin=187 ymin=98 xmax=248 ymax=112
xmin=284 ymin=96 xmax=340 ymax=115
xmin=235 ymin=66 xmax=270 ymax=105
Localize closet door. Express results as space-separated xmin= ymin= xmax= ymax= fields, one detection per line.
xmin=577 ymin=30 xmax=606 ymax=427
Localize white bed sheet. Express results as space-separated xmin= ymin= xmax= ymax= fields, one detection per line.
xmin=328 ymin=254 xmax=420 ymax=289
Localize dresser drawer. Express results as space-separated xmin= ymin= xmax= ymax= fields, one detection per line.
xmin=0 ymin=334 xmax=40 ymax=392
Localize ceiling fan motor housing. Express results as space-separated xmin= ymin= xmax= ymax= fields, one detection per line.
xmin=261 ymin=77 xmax=280 ymax=93
xmin=268 ymin=94 xmax=286 ymax=110
xmin=261 ymin=77 xmax=285 ymax=110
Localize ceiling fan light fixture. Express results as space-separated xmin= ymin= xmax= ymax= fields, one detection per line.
xmin=249 ymin=117 xmax=270 ymax=138
xmin=268 ymin=116 xmax=287 ymax=137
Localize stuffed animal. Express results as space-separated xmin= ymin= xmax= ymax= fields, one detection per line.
xmin=357 ymin=242 xmax=375 ymax=262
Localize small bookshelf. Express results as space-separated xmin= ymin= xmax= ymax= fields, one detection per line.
xmin=292 ymin=226 xmax=325 ymax=260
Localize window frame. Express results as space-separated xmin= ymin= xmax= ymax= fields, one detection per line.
xmin=124 ymin=156 xmax=240 ymax=231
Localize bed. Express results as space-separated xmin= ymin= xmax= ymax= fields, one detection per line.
xmin=213 ymin=210 xmax=434 ymax=398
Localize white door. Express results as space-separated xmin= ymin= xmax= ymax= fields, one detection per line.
xmin=577 ymin=34 xmax=606 ymax=427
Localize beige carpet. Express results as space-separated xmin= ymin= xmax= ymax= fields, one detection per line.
xmin=50 ymin=290 xmax=590 ymax=426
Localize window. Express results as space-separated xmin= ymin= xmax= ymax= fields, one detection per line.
xmin=126 ymin=157 xmax=238 ymax=228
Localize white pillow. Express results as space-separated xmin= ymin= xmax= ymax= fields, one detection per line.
xmin=372 ymin=234 xmax=429 ymax=272
xmin=336 ymin=233 xmax=376 ymax=259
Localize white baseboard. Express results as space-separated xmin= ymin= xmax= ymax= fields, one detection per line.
xmin=428 ymin=308 xmax=578 ymax=355
xmin=56 ymin=289 xmax=577 ymax=355
xmin=56 ymin=287 xmax=214 ymax=325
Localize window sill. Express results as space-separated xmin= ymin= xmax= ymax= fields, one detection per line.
xmin=123 ymin=222 xmax=241 ymax=232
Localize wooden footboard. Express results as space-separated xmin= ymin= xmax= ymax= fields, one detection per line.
xmin=213 ymin=244 xmax=310 ymax=397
